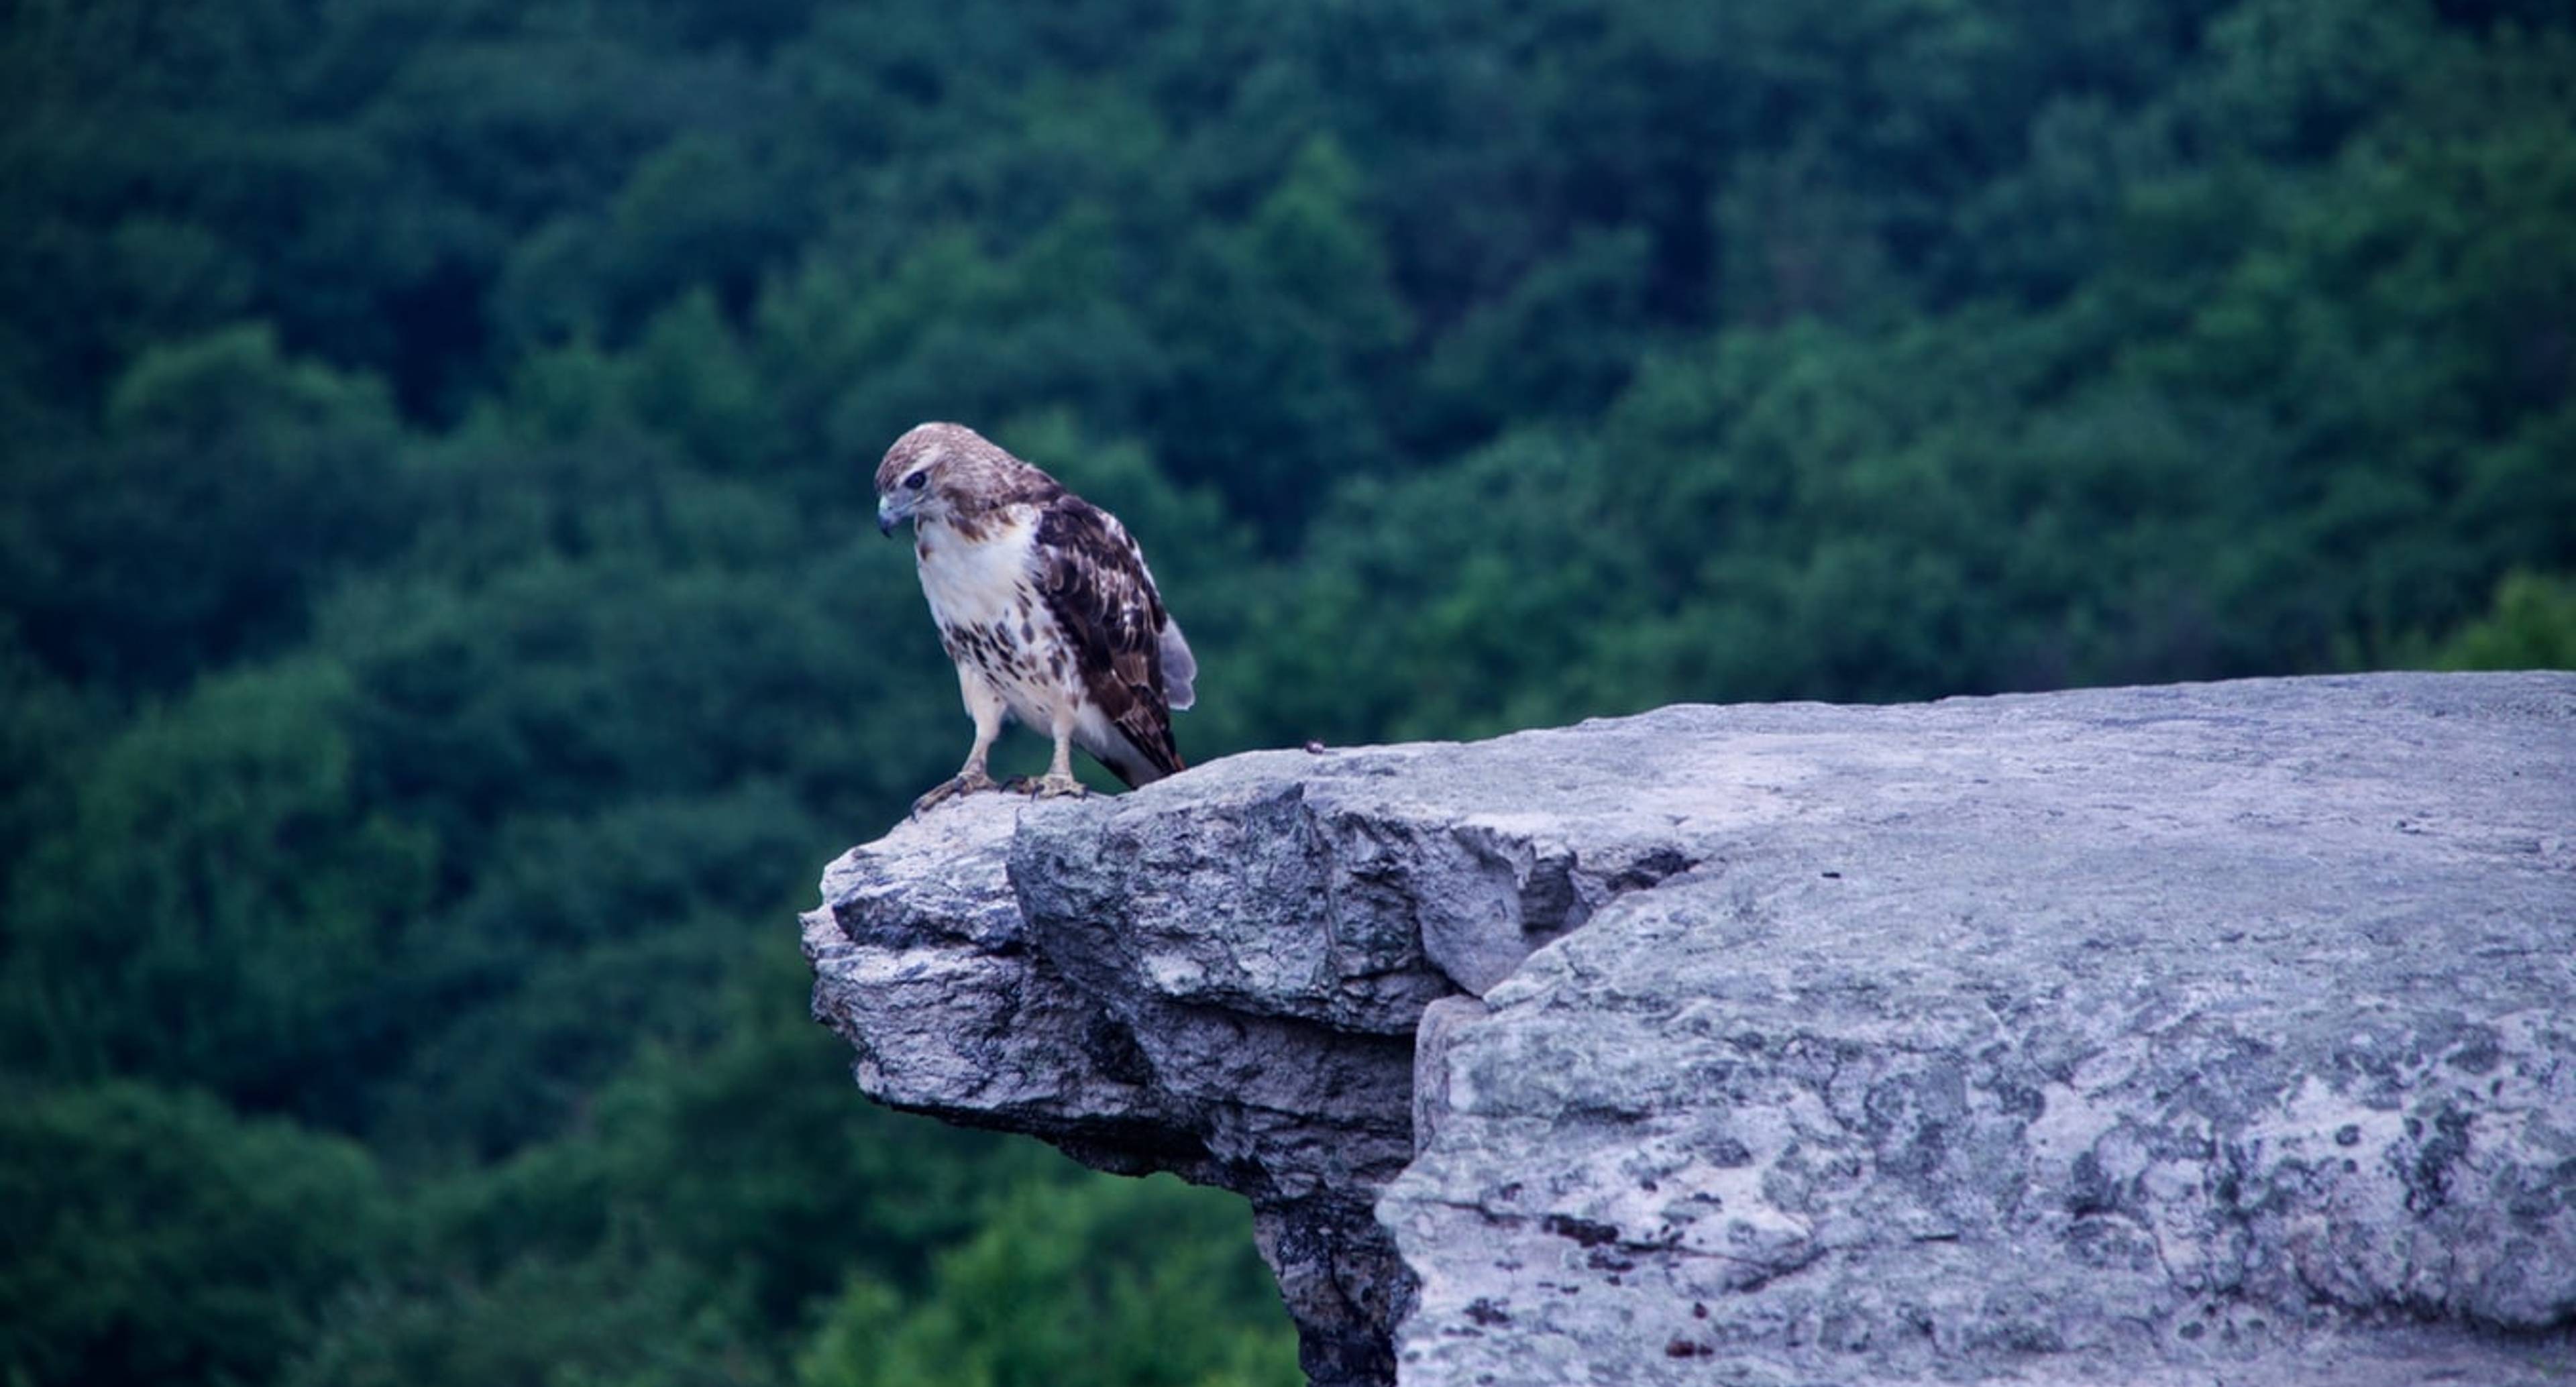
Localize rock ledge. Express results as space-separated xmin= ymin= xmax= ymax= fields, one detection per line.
xmin=802 ymin=673 xmax=2576 ymax=1385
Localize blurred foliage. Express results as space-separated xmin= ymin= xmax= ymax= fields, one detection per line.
xmin=796 ymin=1176 xmax=1300 ymax=1387
xmin=0 ymin=1080 xmax=385 ymax=1387
xmin=2433 ymin=572 xmax=2576 ymax=671
xmin=1 ymin=0 xmax=2570 ymax=1382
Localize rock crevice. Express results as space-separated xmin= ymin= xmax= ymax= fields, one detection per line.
xmin=803 ymin=673 xmax=2576 ymax=1385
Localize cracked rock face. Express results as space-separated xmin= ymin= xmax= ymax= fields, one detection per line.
xmin=804 ymin=673 xmax=2576 ymax=1386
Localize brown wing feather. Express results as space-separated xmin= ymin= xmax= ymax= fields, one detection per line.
xmin=1032 ymin=494 xmax=1183 ymax=787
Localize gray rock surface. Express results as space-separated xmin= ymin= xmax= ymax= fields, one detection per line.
xmin=802 ymin=673 xmax=2576 ymax=1385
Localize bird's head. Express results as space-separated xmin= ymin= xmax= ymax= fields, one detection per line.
xmin=873 ymin=421 xmax=992 ymax=537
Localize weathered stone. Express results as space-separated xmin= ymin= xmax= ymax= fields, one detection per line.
xmin=803 ymin=673 xmax=2576 ymax=1385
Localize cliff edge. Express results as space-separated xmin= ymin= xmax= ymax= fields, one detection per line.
xmin=801 ymin=673 xmax=2576 ymax=1385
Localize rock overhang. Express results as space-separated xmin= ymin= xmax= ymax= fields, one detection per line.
xmin=804 ymin=673 xmax=2576 ymax=1386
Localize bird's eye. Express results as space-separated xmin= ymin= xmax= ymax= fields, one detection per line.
xmin=904 ymin=471 xmax=928 ymax=491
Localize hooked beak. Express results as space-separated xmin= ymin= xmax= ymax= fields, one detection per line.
xmin=877 ymin=497 xmax=900 ymax=538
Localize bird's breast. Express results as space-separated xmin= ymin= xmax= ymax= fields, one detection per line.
xmin=916 ymin=511 xmax=1040 ymax=634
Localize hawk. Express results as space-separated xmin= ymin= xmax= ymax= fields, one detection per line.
xmin=874 ymin=422 xmax=1195 ymax=815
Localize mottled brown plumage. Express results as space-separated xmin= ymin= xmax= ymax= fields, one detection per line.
xmin=873 ymin=423 xmax=1193 ymax=814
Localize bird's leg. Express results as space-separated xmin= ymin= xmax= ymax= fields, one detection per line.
xmin=1026 ymin=715 xmax=1089 ymax=799
xmin=912 ymin=673 xmax=1007 ymax=817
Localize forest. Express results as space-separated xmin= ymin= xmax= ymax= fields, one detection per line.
xmin=2 ymin=0 xmax=2571 ymax=1383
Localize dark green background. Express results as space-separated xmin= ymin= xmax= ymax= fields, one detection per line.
xmin=3 ymin=1 xmax=2571 ymax=1383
